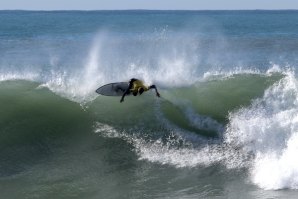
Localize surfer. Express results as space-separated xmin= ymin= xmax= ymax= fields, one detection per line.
xmin=120 ymin=78 xmax=160 ymax=103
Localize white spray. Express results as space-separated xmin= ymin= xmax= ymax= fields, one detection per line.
xmin=225 ymin=70 xmax=298 ymax=190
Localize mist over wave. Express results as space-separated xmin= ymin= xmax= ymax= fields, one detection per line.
xmin=1 ymin=30 xmax=202 ymax=102
xmin=0 ymin=27 xmax=285 ymax=103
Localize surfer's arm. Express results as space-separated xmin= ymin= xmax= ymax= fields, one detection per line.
xmin=149 ymin=85 xmax=160 ymax=97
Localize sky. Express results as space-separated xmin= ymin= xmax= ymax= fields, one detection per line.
xmin=1 ymin=0 xmax=298 ymax=10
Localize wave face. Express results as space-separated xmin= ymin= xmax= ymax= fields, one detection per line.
xmin=0 ymin=71 xmax=287 ymax=188
xmin=1 ymin=10 xmax=298 ymax=198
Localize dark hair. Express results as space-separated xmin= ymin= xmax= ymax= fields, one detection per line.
xmin=130 ymin=78 xmax=137 ymax=83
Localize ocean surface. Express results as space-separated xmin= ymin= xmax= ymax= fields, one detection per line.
xmin=1 ymin=10 xmax=298 ymax=199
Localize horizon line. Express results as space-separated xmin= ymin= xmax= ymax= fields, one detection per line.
xmin=1 ymin=9 xmax=298 ymax=12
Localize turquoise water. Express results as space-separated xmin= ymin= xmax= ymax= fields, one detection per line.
xmin=1 ymin=10 xmax=298 ymax=198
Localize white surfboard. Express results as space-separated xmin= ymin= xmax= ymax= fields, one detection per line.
xmin=95 ymin=82 xmax=129 ymax=96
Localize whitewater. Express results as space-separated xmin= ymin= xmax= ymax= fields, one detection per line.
xmin=1 ymin=10 xmax=298 ymax=199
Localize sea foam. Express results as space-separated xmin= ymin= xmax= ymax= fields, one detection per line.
xmin=226 ymin=70 xmax=298 ymax=189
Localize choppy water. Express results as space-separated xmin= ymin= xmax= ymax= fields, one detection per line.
xmin=1 ymin=10 xmax=298 ymax=198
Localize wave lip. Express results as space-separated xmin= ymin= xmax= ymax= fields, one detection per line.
xmin=0 ymin=72 xmax=39 ymax=82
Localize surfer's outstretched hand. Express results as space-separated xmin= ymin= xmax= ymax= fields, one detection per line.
xmin=120 ymin=98 xmax=124 ymax=103
xmin=156 ymin=92 xmax=160 ymax=97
